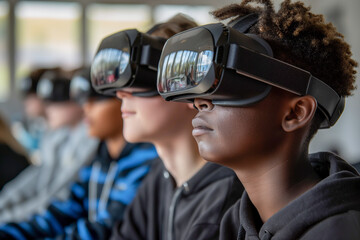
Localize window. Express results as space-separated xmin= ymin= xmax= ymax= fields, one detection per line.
xmin=15 ymin=1 xmax=81 ymax=82
xmin=87 ymin=4 xmax=152 ymax=60
xmin=154 ymin=5 xmax=215 ymax=25
xmin=0 ymin=1 xmax=9 ymax=100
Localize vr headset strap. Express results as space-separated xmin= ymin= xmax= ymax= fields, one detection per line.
xmin=228 ymin=13 xmax=259 ymax=33
xmin=146 ymin=23 xmax=162 ymax=34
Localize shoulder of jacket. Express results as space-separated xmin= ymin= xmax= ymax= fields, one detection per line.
xmin=301 ymin=210 xmax=360 ymax=240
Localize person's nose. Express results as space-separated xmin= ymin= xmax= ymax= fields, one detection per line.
xmin=116 ymin=90 xmax=132 ymax=100
xmin=193 ymin=98 xmax=215 ymax=112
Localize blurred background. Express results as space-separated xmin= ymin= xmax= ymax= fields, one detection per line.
xmin=0 ymin=0 xmax=359 ymax=163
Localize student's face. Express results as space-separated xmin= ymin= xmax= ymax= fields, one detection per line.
xmin=24 ymin=94 xmax=45 ymax=118
xmin=45 ymin=101 xmax=83 ymax=129
xmin=192 ymin=89 xmax=289 ymax=166
xmin=83 ymin=98 xmax=123 ymax=140
xmin=116 ymin=88 xmax=196 ymax=143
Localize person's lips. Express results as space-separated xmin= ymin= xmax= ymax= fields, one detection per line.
xmin=121 ymin=109 xmax=136 ymax=118
xmin=192 ymin=117 xmax=213 ymax=137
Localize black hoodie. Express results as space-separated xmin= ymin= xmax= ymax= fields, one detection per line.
xmin=219 ymin=152 xmax=360 ymax=240
xmin=0 ymin=143 xmax=29 ymax=190
xmin=111 ymin=159 xmax=243 ymax=240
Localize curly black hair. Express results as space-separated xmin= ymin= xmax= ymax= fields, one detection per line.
xmin=212 ymin=0 xmax=358 ymax=139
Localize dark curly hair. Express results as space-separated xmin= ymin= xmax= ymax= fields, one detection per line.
xmin=212 ymin=0 xmax=358 ymax=139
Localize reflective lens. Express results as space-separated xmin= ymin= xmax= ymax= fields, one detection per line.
xmin=158 ymin=27 xmax=215 ymax=94
xmin=161 ymin=50 xmax=214 ymax=92
xmin=196 ymin=50 xmax=213 ymax=83
xmin=37 ymin=78 xmax=53 ymax=99
xmin=70 ymin=76 xmax=91 ymax=102
xmin=91 ymin=48 xmax=130 ymax=87
xmin=160 ymin=49 xmax=213 ymax=92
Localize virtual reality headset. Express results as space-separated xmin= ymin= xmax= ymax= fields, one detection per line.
xmin=70 ymin=67 xmax=112 ymax=104
xmin=91 ymin=29 xmax=166 ymax=97
xmin=20 ymin=76 xmax=38 ymax=96
xmin=37 ymin=71 xmax=72 ymax=103
xmin=157 ymin=14 xmax=344 ymax=128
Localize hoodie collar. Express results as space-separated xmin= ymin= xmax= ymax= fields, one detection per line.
xmin=185 ymin=162 xmax=236 ymax=195
xmin=97 ymin=141 xmax=151 ymax=164
xmin=239 ymin=152 xmax=360 ymax=240
xmin=163 ymin=162 xmax=236 ymax=195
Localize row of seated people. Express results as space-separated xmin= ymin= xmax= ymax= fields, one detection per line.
xmin=0 ymin=1 xmax=359 ymax=239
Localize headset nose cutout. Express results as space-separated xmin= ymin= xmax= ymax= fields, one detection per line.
xmin=194 ymin=98 xmax=214 ymax=112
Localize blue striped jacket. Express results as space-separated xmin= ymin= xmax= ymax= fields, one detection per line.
xmin=0 ymin=142 xmax=158 ymax=239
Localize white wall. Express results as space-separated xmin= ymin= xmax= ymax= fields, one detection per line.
xmin=299 ymin=0 xmax=360 ymax=163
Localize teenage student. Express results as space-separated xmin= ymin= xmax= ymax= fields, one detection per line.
xmin=0 ymin=69 xmax=98 ymax=223
xmin=0 ymin=67 xmax=158 ymax=239
xmin=90 ymin=14 xmax=243 ymax=240
xmin=14 ymin=67 xmax=51 ymax=158
xmin=157 ymin=0 xmax=360 ymax=239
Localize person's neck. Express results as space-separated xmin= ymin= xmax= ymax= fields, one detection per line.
xmin=155 ymin=134 xmax=206 ymax=187
xmin=68 ymin=116 xmax=84 ymax=129
xmin=105 ymin=133 xmax=126 ymax=159
xmin=233 ymin=138 xmax=321 ymax=223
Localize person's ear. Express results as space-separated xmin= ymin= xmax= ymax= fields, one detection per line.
xmin=282 ymin=96 xmax=317 ymax=132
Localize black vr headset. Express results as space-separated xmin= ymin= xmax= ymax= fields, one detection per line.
xmin=70 ymin=66 xmax=112 ymax=104
xmin=91 ymin=29 xmax=166 ymax=97
xmin=20 ymin=76 xmax=39 ymax=96
xmin=37 ymin=71 xmax=72 ymax=103
xmin=157 ymin=14 xmax=344 ymax=129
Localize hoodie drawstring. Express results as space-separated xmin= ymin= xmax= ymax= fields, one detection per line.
xmin=262 ymin=230 xmax=272 ymax=240
xmin=89 ymin=161 xmax=101 ymax=222
xmin=88 ymin=161 xmax=118 ymax=223
xmin=98 ymin=162 xmax=118 ymax=214
xmin=237 ymin=226 xmax=245 ymax=240
xmin=166 ymin=182 xmax=189 ymax=240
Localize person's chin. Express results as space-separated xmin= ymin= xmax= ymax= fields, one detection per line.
xmin=88 ymin=130 xmax=99 ymax=138
xmin=196 ymin=141 xmax=215 ymax=161
xmin=123 ymin=132 xmax=142 ymax=143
